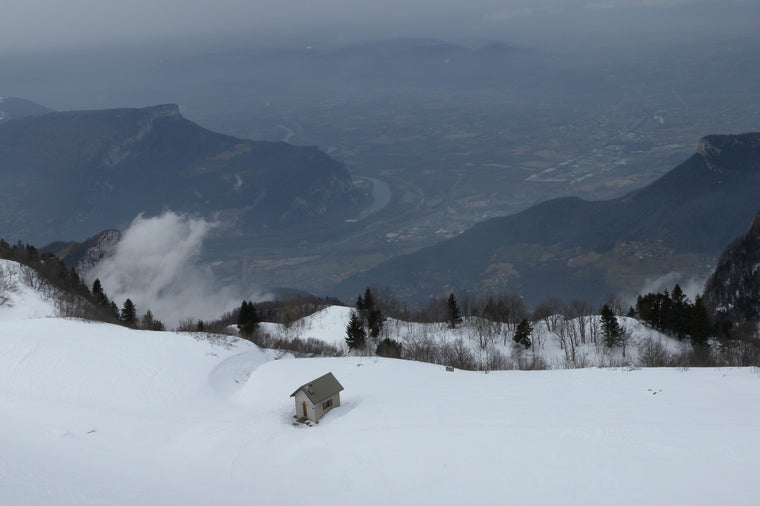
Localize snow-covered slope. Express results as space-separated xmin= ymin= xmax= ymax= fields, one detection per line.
xmin=3 ymin=269 xmax=760 ymax=504
xmin=0 ymin=259 xmax=59 ymax=320
xmin=1 ymin=317 xmax=279 ymax=505
xmin=2 ymin=327 xmax=760 ymax=505
xmin=259 ymin=305 xmax=689 ymax=368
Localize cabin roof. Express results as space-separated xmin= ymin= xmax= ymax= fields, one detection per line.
xmin=290 ymin=372 xmax=344 ymax=404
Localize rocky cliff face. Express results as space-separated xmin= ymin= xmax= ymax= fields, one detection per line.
xmin=697 ymin=133 xmax=760 ymax=173
xmin=42 ymin=230 xmax=121 ymax=275
xmin=703 ymin=209 xmax=760 ymax=323
xmin=101 ymin=104 xmax=181 ymax=166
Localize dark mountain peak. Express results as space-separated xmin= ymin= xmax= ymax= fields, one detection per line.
xmin=42 ymin=229 xmax=121 ymax=274
xmin=749 ymin=210 xmax=760 ymax=237
xmin=703 ymin=208 xmax=760 ymax=323
xmin=697 ymin=132 xmax=760 ymax=173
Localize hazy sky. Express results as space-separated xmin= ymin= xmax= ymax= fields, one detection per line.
xmin=2 ymin=0 xmax=757 ymax=52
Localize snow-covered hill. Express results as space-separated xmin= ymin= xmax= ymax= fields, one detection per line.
xmin=2 ymin=262 xmax=760 ymax=504
xmin=259 ymin=304 xmax=689 ymax=368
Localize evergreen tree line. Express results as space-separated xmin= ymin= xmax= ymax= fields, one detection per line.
xmin=346 ymin=287 xmax=400 ymax=356
xmin=1 ymin=237 xmax=164 ymax=330
xmin=1 ymin=239 xmax=92 ymax=302
xmin=237 ymin=300 xmax=261 ymax=338
xmin=634 ymin=284 xmax=711 ymax=345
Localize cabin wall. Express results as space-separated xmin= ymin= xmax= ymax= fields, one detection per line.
xmin=315 ymin=393 xmax=340 ymax=421
xmin=293 ymin=390 xmax=316 ymax=421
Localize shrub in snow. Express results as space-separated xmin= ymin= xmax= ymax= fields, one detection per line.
xmin=376 ymin=338 xmax=403 ymax=359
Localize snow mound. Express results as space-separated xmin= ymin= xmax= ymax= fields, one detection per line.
xmin=0 ymin=319 xmax=256 ymax=413
xmin=280 ymin=304 xmax=354 ymax=346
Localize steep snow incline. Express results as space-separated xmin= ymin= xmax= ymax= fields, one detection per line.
xmin=271 ymin=304 xmax=354 ymax=346
xmin=0 ymin=259 xmax=59 ymax=320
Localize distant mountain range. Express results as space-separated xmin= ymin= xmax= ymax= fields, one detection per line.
xmin=336 ymin=133 xmax=760 ymax=305
xmin=158 ymin=38 xmax=525 ymax=92
xmin=0 ymin=104 xmax=368 ymax=244
xmin=0 ymin=96 xmax=53 ymax=122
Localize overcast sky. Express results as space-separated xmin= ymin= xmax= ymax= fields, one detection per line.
xmin=1 ymin=0 xmax=757 ymax=52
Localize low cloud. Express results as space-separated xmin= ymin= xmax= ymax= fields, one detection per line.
xmin=622 ymin=271 xmax=707 ymax=309
xmin=86 ymin=211 xmax=258 ymax=328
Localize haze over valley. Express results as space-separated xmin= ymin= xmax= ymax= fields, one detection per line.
xmin=4 ymin=24 xmax=760 ymax=306
xmin=4 ymin=2 xmax=760 ymax=504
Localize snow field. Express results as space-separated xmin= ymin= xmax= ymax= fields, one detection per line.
xmin=3 ymin=315 xmax=760 ymax=505
xmin=2 ymin=259 xmax=760 ymax=504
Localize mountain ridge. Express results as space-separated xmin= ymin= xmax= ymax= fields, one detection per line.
xmin=703 ymin=207 xmax=760 ymax=323
xmin=0 ymin=104 xmax=367 ymax=244
xmin=0 ymin=96 xmax=53 ymax=122
xmin=334 ymin=132 xmax=760 ymax=304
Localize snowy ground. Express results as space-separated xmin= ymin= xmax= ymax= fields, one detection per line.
xmin=2 ymin=259 xmax=760 ymax=504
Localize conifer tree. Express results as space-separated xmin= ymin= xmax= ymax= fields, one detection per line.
xmin=92 ymin=278 xmax=109 ymax=307
xmin=345 ymin=311 xmax=367 ymax=350
xmin=513 ymin=318 xmax=532 ymax=349
xmin=109 ymin=301 xmax=120 ymax=320
xmin=363 ymin=287 xmax=375 ymax=313
xmin=356 ymin=287 xmax=384 ymax=339
xmin=447 ymin=293 xmax=462 ymax=329
xmin=689 ymin=295 xmax=711 ymax=346
xmin=120 ymin=298 xmax=137 ymax=326
xmin=139 ymin=309 xmax=163 ymax=331
xmin=237 ymin=300 xmax=260 ymax=337
xmin=600 ymin=304 xmax=622 ymax=348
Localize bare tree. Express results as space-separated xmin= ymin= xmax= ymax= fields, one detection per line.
xmin=0 ymin=264 xmax=16 ymax=306
xmin=637 ymin=337 xmax=672 ymax=367
xmin=402 ymin=325 xmax=439 ymax=363
xmin=533 ymin=297 xmax=566 ymax=334
xmin=20 ymin=264 xmax=41 ymax=290
xmin=568 ymin=299 xmax=593 ymax=345
xmin=603 ymin=293 xmax=625 ymax=317
xmin=468 ymin=316 xmax=499 ymax=370
xmin=441 ymin=338 xmax=476 ymax=370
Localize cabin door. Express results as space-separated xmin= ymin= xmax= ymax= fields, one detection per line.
xmin=303 ymin=401 xmax=307 ymax=418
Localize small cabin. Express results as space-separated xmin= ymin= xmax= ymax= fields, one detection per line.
xmin=290 ymin=372 xmax=344 ymax=423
